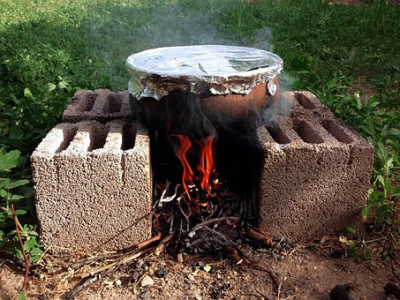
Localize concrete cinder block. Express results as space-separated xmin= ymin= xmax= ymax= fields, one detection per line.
xmin=258 ymin=91 xmax=374 ymax=242
xmin=62 ymin=89 xmax=133 ymax=122
xmin=31 ymin=120 xmax=152 ymax=252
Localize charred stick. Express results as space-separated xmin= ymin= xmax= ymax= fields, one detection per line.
xmin=11 ymin=203 xmax=31 ymax=293
xmin=177 ymin=198 xmax=190 ymax=231
xmin=190 ymin=216 xmax=239 ymax=234
xmin=203 ymin=226 xmax=235 ymax=247
xmin=66 ymin=266 xmax=115 ymax=299
xmin=248 ymin=227 xmax=276 ymax=248
xmin=225 ymin=245 xmax=250 ymax=264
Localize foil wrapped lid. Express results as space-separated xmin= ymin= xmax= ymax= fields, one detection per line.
xmin=126 ymin=45 xmax=283 ymax=100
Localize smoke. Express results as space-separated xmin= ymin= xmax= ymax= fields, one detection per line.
xmin=136 ymin=1 xmax=235 ymax=50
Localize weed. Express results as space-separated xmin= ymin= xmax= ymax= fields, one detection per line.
xmin=0 ymin=148 xmax=43 ymax=262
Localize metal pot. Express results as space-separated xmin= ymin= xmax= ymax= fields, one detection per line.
xmin=126 ymin=45 xmax=283 ymax=130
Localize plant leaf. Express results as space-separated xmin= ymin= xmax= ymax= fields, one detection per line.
xmin=344 ymin=226 xmax=356 ymax=234
xmin=0 ymin=148 xmax=21 ymax=172
xmin=18 ymin=291 xmax=26 ymax=300
xmin=44 ymin=83 xmax=57 ymax=93
xmin=6 ymin=179 xmax=29 ymax=189
xmin=0 ymin=189 xmax=8 ymax=198
xmin=13 ymin=209 xmax=27 ymax=216
xmin=24 ymin=88 xmax=33 ymax=99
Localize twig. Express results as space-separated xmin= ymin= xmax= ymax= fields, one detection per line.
xmin=203 ymin=226 xmax=234 ymax=246
xmin=159 ymin=184 xmax=180 ymax=205
xmin=364 ymin=236 xmax=387 ymax=244
xmin=190 ymin=217 xmax=239 ymax=234
xmin=155 ymin=232 xmax=175 ymax=256
xmin=65 ymin=266 xmax=115 ymax=299
xmin=177 ymin=197 xmax=190 ymax=231
xmin=11 ymin=203 xmax=31 ymax=293
xmin=70 ymin=235 xmax=163 ymax=271
xmin=248 ymin=227 xmax=276 ymax=248
xmin=137 ymin=232 xmax=163 ymax=250
xmin=69 ymin=253 xmax=120 ymax=270
xmin=277 ymin=276 xmax=287 ymax=300
xmin=83 ymin=246 xmax=155 ymax=278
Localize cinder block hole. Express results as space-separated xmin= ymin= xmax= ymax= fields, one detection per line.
xmin=294 ymin=121 xmax=324 ymax=144
xmin=294 ymin=93 xmax=316 ymax=110
xmin=56 ymin=126 xmax=78 ymax=153
xmin=77 ymin=93 xmax=97 ymax=112
xmin=88 ymin=125 xmax=109 ymax=151
xmin=103 ymin=95 xmax=122 ymax=114
xmin=321 ymin=120 xmax=353 ymax=144
xmin=121 ymin=123 xmax=137 ymax=150
xmin=266 ymin=124 xmax=291 ymax=144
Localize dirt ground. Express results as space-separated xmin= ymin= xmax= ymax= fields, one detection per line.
xmin=1 ymin=239 xmax=399 ymax=300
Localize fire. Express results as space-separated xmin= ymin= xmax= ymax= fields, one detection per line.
xmin=173 ymin=135 xmax=216 ymax=199
xmin=173 ymin=135 xmax=194 ymax=197
xmin=198 ymin=136 xmax=215 ymax=191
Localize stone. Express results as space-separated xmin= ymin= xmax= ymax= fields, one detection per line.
xmin=140 ymin=275 xmax=154 ymax=287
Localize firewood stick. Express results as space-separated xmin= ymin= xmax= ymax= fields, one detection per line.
xmin=70 ymin=231 xmax=162 ymax=272
xmin=203 ymin=226 xmax=234 ymax=246
xmin=190 ymin=216 xmax=239 ymax=233
xmin=66 ymin=266 xmax=115 ymax=299
xmin=137 ymin=232 xmax=163 ymax=250
xmin=154 ymin=231 xmax=175 ymax=256
xmin=248 ymin=227 xmax=276 ymax=247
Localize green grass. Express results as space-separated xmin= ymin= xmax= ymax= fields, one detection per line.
xmin=0 ymin=0 xmax=399 ymax=262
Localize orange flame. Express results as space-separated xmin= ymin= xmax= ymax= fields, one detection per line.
xmin=198 ymin=137 xmax=215 ymax=191
xmin=174 ymin=135 xmax=194 ymax=197
xmin=173 ymin=135 xmax=216 ymax=198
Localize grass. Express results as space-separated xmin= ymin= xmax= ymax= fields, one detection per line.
xmin=0 ymin=0 xmax=399 ymax=263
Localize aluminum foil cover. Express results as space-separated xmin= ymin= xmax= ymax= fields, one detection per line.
xmin=126 ymin=45 xmax=283 ymax=100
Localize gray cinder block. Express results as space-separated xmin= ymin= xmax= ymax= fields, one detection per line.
xmin=31 ymin=120 xmax=152 ymax=252
xmin=62 ymin=89 xmax=133 ymax=122
xmin=258 ymin=91 xmax=374 ymax=242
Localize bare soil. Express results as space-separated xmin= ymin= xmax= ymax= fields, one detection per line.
xmin=1 ymin=240 xmax=399 ymax=300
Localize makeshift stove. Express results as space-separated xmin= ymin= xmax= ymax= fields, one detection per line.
xmin=125 ymin=45 xmax=283 ymax=253
xmin=31 ymin=45 xmax=374 ymax=255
